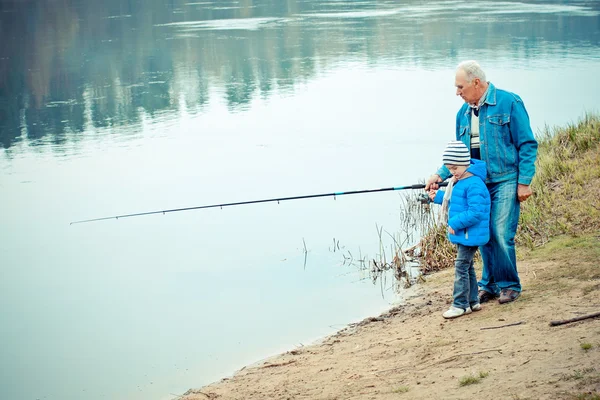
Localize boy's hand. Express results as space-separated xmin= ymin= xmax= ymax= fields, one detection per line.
xmin=448 ymin=226 xmax=455 ymax=235
xmin=428 ymin=189 xmax=436 ymax=201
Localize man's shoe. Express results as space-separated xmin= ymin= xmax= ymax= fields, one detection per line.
xmin=498 ymin=289 xmax=520 ymax=304
xmin=471 ymin=303 xmax=482 ymax=312
xmin=478 ymin=290 xmax=497 ymax=304
xmin=443 ymin=306 xmax=472 ymax=319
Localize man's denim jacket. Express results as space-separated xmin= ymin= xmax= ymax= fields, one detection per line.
xmin=437 ymin=82 xmax=538 ymax=185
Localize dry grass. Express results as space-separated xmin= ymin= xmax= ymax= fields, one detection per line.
xmin=360 ymin=113 xmax=599 ymax=287
xmin=518 ymin=113 xmax=600 ymax=248
xmin=397 ymin=193 xmax=457 ymax=273
xmin=403 ymin=113 xmax=600 ymax=275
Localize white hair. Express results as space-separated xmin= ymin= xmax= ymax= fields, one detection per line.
xmin=456 ymin=60 xmax=486 ymax=83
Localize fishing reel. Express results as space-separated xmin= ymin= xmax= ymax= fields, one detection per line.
xmin=417 ymin=193 xmax=432 ymax=205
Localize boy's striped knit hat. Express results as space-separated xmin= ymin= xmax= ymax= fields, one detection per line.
xmin=442 ymin=140 xmax=470 ymax=166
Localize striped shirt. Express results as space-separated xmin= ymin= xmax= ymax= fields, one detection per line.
xmin=469 ymin=84 xmax=490 ymax=159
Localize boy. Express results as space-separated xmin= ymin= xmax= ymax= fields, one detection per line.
xmin=428 ymin=141 xmax=491 ymax=319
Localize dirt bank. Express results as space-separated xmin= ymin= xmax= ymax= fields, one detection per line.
xmin=182 ymin=235 xmax=600 ymax=400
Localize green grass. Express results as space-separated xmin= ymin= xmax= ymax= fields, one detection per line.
xmin=524 ymin=234 xmax=600 ymax=284
xmin=563 ymin=368 xmax=597 ymax=381
xmin=528 ymin=235 xmax=600 ymax=266
xmin=459 ymin=371 xmax=489 ymax=386
xmin=459 ymin=375 xmax=480 ymax=386
xmin=391 ymin=385 xmax=410 ymax=393
xmin=582 ymin=284 xmax=600 ymax=296
xmin=581 ymin=343 xmax=593 ymax=351
xmin=573 ymin=392 xmax=600 ymax=400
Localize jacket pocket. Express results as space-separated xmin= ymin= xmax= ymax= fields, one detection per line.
xmin=488 ymin=114 xmax=510 ymax=126
xmin=487 ymin=113 xmax=516 ymax=173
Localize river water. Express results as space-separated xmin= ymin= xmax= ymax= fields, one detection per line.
xmin=1 ymin=1 xmax=599 ymax=399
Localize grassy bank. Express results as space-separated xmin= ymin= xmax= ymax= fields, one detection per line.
xmin=518 ymin=113 xmax=600 ymax=249
xmin=410 ymin=113 xmax=600 ymax=272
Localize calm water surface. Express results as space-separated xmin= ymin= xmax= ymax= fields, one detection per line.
xmin=1 ymin=1 xmax=600 ymax=399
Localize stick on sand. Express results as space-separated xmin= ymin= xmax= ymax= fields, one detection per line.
xmin=480 ymin=321 xmax=525 ymax=330
xmin=549 ymin=311 xmax=600 ymax=327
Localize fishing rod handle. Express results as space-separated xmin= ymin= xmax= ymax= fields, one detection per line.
xmin=411 ymin=181 xmax=449 ymax=189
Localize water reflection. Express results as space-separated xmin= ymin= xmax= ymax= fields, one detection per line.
xmin=0 ymin=0 xmax=599 ymax=150
xmin=2 ymin=2 xmax=600 ymax=400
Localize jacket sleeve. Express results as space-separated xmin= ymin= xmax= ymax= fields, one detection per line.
xmin=447 ymin=183 xmax=488 ymax=231
xmin=510 ymin=98 xmax=538 ymax=185
xmin=435 ymin=165 xmax=451 ymax=181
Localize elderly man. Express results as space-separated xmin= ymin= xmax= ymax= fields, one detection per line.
xmin=426 ymin=60 xmax=538 ymax=305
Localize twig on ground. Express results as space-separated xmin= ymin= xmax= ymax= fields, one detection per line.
xmin=521 ymin=357 xmax=533 ymax=366
xmin=261 ymin=360 xmax=297 ymax=369
xmin=549 ymin=311 xmax=600 ymax=326
xmin=480 ymin=321 xmax=525 ymax=330
xmin=355 ymin=317 xmax=385 ymax=327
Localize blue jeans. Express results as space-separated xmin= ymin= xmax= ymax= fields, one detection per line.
xmin=453 ymin=244 xmax=480 ymax=310
xmin=478 ymin=179 xmax=521 ymax=295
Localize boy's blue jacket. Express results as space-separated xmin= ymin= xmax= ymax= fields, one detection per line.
xmin=433 ymin=159 xmax=491 ymax=246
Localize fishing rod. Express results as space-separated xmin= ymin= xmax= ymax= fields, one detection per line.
xmin=70 ymin=181 xmax=448 ymax=225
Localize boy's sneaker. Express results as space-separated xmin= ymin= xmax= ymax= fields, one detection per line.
xmin=443 ymin=306 xmax=472 ymax=319
xmin=470 ymin=303 xmax=482 ymax=311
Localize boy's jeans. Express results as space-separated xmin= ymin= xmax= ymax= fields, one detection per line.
xmin=478 ymin=179 xmax=521 ymax=295
xmin=453 ymin=244 xmax=479 ymax=310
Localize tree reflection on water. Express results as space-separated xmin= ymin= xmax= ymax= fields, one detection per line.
xmin=0 ymin=0 xmax=598 ymax=150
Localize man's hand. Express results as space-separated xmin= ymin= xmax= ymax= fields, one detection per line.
xmin=425 ymin=174 xmax=442 ymax=191
xmin=517 ymin=184 xmax=533 ymax=202
xmin=448 ymin=226 xmax=455 ymax=235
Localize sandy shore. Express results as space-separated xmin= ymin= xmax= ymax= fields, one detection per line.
xmin=182 ymin=240 xmax=600 ymax=399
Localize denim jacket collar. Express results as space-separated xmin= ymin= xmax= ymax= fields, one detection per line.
xmin=483 ymin=82 xmax=497 ymax=106
xmin=464 ymin=82 xmax=496 ymax=117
